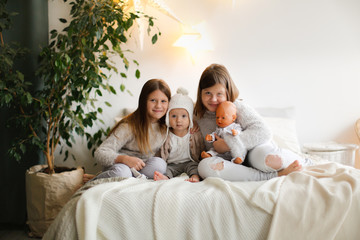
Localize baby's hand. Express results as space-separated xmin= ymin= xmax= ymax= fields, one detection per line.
xmin=232 ymin=129 xmax=238 ymax=136
xmin=190 ymin=121 xmax=200 ymax=134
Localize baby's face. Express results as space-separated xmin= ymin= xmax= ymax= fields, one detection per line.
xmin=169 ymin=108 xmax=190 ymax=132
xmin=216 ymin=105 xmax=235 ymax=128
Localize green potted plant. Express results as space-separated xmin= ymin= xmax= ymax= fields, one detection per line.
xmin=1 ymin=0 xmax=160 ymax=237
xmin=0 ymin=1 xmax=28 ymax=112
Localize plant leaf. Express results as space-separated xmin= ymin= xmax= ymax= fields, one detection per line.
xmin=135 ymin=69 xmax=140 ymax=79
xmin=152 ymin=34 xmax=158 ymax=44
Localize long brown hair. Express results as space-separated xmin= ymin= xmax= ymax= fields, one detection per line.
xmin=109 ymin=79 xmax=171 ymax=154
xmin=194 ymin=63 xmax=239 ymax=118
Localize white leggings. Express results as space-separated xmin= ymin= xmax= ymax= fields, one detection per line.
xmin=248 ymin=141 xmax=312 ymax=172
xmin=198 ymin=141 xmax=312 ymax=181
xmin=198 ymin=157 xmax=278 ymax=181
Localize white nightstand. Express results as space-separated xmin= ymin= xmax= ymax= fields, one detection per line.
xmin=303 ymin=142 xmax=359 ymax=167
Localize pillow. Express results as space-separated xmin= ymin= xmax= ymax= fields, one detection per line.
xmin=255 ymin=106 xmax=301 ymax=153
xmin=263 ymin=117 xmax=301 ymax=153
xmin=256 ymin=106 xmax=295 ymax=119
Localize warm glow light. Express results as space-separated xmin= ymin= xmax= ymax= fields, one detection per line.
xmin=117 ymin=0 xmax=182 ymax=50
xmin=173 ymin=33 xmax=200 ymax=48
xmin=172 ymin=22 xmax=214 ymax=61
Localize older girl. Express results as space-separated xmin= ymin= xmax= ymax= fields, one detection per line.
xmin=195 ymin=64 xmax=310 ymax=181
xmin=93 ymin=79 xmax=171 ymax=179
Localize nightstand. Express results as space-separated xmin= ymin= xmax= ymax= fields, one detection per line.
xmin=303 ymin=142 xmax=359 ymax=167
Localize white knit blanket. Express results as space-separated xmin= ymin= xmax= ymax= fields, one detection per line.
xmin=44 ymin=162 xmax=360 ymax=240
xmin=251 ymin=162 xmax=360 ymax=240
xmin=75 ymin=175 xmax=271 ymax=240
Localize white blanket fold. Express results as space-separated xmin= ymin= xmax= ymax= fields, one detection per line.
xmin=251 ymin=162 xmax=360 ymax=240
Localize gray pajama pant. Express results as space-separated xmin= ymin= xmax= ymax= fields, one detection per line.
xmin=166 ymin=161 xmax=199 ymax=178
xmin=94 ymin=157 xmax=167 ymax=180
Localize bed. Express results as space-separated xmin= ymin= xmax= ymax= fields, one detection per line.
xmin=43 ymin=110 xmax=360 ymax=240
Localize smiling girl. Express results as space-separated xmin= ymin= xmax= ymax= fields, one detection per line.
xmin=195 ymin=64 xmax=310 ymax=181
xmin=93 ymin=79 xmax=171 ymax=180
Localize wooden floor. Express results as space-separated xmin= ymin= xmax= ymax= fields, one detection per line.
xmin=0 ymin=230 xmax=33 ymax=240
xmin=0 ymin=226 xmax=40 ymax=240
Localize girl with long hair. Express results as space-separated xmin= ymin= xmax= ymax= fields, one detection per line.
xmin=93 ymin=79 xmax=171 ymax=179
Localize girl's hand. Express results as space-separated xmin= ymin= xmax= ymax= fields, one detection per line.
xmin=213 ymin=134 xmax=230 ymax=153
xmin=190 ymin=120 xmax=200 ymax=134
xmin=119 ymin=155 xmax=145 ymax=171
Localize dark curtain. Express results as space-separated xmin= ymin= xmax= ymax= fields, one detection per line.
xmin=0 ymin=0 xmax=48 ymax=226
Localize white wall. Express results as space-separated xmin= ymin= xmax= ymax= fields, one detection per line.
xmin=49 ymin=0 xmax=360 ymax=173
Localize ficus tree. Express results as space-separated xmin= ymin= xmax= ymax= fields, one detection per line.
xmin=0 ymin=0 xmax=160 ymax=174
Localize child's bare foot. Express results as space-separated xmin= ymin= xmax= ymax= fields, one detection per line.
xmin=278 ymin=160 xmax=302 ymax=176
xmin=153 ymin=171 xmax=169 ymax=181
xmin=201 ymin=151 xmax=212 ymax=159
xmin=233 ymin=157 xmax=243 ymax=164
xmin=83 ymin=173 xmax=95 ymax=184
xmin=185 ymin=174 xmax=200 ymax=182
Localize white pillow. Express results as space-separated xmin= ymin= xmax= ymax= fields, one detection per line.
xmin=256 ymin=106 xmax=295 ymax=119
xmin=263 ymin=117 xmax=301 ymax=153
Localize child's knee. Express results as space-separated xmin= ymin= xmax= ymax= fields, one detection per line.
xmin=198 ymin=157 xmax=224 ymax=179
xmin=147 ymin=157 xmax=167 ymax=172
xmin=265 ymin=154 xmax=283 ymax=170
xmin=141 ymin=157 xmax=167 ymax=178
xmin=109 ymin=164 xmax=132 ymax=178
xmin=210 ymin=161 xmax=224 ymax=170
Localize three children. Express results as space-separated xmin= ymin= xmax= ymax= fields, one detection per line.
xmin=92 ymin=64 xmax=309 ymax=183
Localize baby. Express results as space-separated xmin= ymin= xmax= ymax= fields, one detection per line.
xmin=154 ymin=88 xmax=204 ymax=182
xmin=201 ymin=101 xmax=246 ymax=164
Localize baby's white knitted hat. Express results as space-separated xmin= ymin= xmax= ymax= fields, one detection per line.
xmin=166 ymin=87 xmax=194 ymax=128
